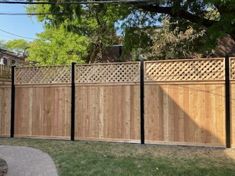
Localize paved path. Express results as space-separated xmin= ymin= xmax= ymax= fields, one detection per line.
xmin=0 ymin=145 xmax=58 ymax=176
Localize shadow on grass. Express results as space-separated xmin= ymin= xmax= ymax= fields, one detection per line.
xmin=0 ymin=138 xmax=235 ymax=176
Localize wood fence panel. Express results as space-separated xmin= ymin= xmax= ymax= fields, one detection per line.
xmin=15 ymin=85 xmax=71 ymax=139
xmin=0 ymin=80 xmax=11 ymax=137
xmin=230 ymin=59 xmax=235 ymax=148
xmin=145 ymin=83 xmax=225 ymax=147
xmin=144 ymin=59 xmax=226 ymax=147
xmin=231 ymin=82 xmax=235 ymax=148
xmin=6 ymin=59 xmax=230 ymax=148
xmin=75 ymin=85 xmax=140 ymax=143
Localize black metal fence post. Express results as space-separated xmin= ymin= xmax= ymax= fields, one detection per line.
xmin=140 ymin=60 xmax=145 ymax=144
xmin=71 ymin=62 xmax=76 ymax=141
xmin=225 ymin=55 xmax=231 ymax=148
xmin=10 ymin=66 xmax=15 ymax=138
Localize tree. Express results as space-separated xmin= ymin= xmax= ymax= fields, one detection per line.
xmin=28 ymin=1 xmax=235 ymax=58
xmin=27 ymin=3 xmax=129 ymax=63
xmin=5 ymin=39 xmax=29 ymax=55
xmin=0 ymin=40 xmax=6 ymax=49
xmin=123 ymin=18 xmax=208 ymax=60
xmin=27 ymin=26 xmax=89 ymax=65
xmin=137 ymin=0 xmax=235 ymax=42
xmin=146 ymin=19 xmax=206 ymax=59
xmin=30 ymin=1 xmax=235 ymax=41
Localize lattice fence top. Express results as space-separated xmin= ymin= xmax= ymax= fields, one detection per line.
xmin=230 ymin=58 xmax=235 ymax=80
xmin=15 ymin=66 xmax=71 ymax=84
xmin=0 ymin=65 xmax=11 ymax=79
xmin=14 ymin=59 xmax=228 ymax=84
xmin=145 ymin=59 xmax=225 ymax=82
xmin=75 ymin=63 xmax=140 ymax=83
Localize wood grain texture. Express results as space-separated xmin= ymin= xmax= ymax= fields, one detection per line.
xmin=14 ymin=85 xmax=71 ymax=139
xmin=0 ymin=59 xmax=229 ymax=148
xmin=145 ymin=82 xmax=225 ymax=147
xmin=0 ymin=81 xmax=11 ymax=137
xmin=231 ymin=82 xmax=235 ymax=148
xmin=75 ymin=84 xmax=140 ymax=142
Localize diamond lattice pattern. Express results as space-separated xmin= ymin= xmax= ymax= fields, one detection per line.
xmin=75 ymin=63 xmax=140 ymax=83
xmin=15 ymin=66 xmax=71 ymax=84
xmin=230 ymin=58 xmax=235 ymax=80
xmin=145 ymin=59 xmax=225 ymax=81
xmin=0 ymin=65 xmax=11 ymax=79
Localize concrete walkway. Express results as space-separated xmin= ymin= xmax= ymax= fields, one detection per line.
xmin=0 ymin=146 xmax=58 ymax=176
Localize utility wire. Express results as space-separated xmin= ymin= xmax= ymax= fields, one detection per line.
xmin=0 ymin=28 xmax=36 ymax=40
xmin=0 ymin=0 xmax=150 ymax=5
xmin=0 ymin=12 xmax=65 ymax=15
xmin=0 ymin=0 xmax=152 ymax=15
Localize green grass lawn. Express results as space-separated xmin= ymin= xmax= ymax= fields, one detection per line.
xmin=0 ymin=138 xmax=235 ymax=176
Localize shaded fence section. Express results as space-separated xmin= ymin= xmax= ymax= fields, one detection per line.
xmin=230 ymin=58 xmax=235 ymax=148
xmin=1 ymin=58 xmax=235 ymax=147
xmin=0 ymin=65 xmax=11 ymax=137
xmin=144 ymin=59 xmax=225 ymax=147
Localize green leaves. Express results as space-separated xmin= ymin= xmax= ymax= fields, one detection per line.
xmin=27 ymin=27 xmax=89 ymax=65
xmin=26 ymin=3 xmax=128 ymax=63
xmin=5 ymin=39 xmax=29 ymax=55
xmin=25 ymin=0 xmax=235 ymax=63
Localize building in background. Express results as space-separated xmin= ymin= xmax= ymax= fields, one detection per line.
xmin=101 ymin=45 xmax=132 ymax=62
xmin=0 ymin=48 xmax=26 ymax=66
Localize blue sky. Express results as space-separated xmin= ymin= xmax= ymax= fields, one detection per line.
xmin=0 ymin=4 xmax=161 ymax=42
xmin=0 ymin=4 xmax=43 ymax=41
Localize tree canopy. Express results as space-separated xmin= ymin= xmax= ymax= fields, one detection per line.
xmin=5 ymin=39 xmax=29 ymax=55
xmin=27 ymin=3 xmax=128 ymax=63
xmin=27 ymin=26 xmax=89 ymax=65
xmin=23 ymin=0 xmax=235 ymax=64
xmin=29 ymin=1 xmax=235 ymax=38
xmin=137 ymin=0 xmax=235 ymax=44
xmin=0 ymin=40 xmax=6 ymax=49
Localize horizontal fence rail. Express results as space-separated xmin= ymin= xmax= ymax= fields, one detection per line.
xmin=1 ymin=58 xmax=235 ymax=148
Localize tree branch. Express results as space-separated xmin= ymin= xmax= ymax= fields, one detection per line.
xmin=138 ymin=4 xmax=216 ymax=28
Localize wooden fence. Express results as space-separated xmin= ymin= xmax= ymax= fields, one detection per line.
xmin=0 ymin=65 xmax=11 ymax=137
xmin=144 ymin=59 xmax=225 ymax=147
xmin=0 ymin=58 xmax=235 ymax=148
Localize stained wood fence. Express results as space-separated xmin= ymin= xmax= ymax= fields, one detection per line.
xmin=0 ymin=65 xmax=11 ymax=137
xmin=0 ymin=58 xmax=235 ymax=148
